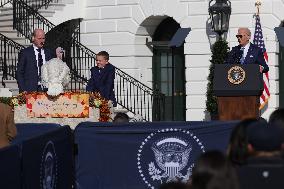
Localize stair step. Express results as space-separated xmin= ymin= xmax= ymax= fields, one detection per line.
xmin=42 ymin=3 xmax=66 ymax=11
xmin=0 ymin=28 xmax=17 ymax=32
xmin=0 ymin=88 xmax=13 ymax=97
xmin=2 ymin=81 xmax=18 ymax=90
xmin=0 ymin=21 xmax=12 ymax=27
xmin=0 ymin=7 xmax=12 ymax=12
xmin=38 ymin=10 xmax=56 ymax=17
xmin=113 ymin=107 xmax=128 ymax=114
xmin=0 ymin=10 xmax=13 ymax=16
xmin=0 ymin=25 xmax=14 ymax=30
xmin=0 ymin=14 xmax=12 ymax=21
xmin=2 ymin=79 xmax=17 ymax=83
xmin=60 ymin=0 xmax=74 ymax=4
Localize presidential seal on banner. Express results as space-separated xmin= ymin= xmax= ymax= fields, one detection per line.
xmin=40 ymin=141 xmax=57 ymax=189
xmin=137 ymin=128 xmax=205 ymax=189
xmin=227 ymin=66 xmax=246 ymax=85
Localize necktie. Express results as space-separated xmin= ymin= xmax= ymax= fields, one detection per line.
xmin=37 ymin=48 xmax=43 ymax=81
xmin=240 ymin=47 xmax=245 ymax=64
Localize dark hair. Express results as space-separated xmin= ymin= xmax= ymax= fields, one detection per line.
xmin=159 ymin=181 xmax=189 ymax=189
xmin=269 ymin=108 xmax=284 ymax=129
xmin=227 ymin=118 xmax=258 ymax=165
xmin=191 ymin=151 xmax=239 ymax=189
xmin=97 ymin=51 xmax=109 ymax=60
xmin=113 ymin=113 xmax=129 ymax=123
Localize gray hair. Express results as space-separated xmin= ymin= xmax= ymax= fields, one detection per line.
xmin=238 ymin=27 xmax=251 ymax=36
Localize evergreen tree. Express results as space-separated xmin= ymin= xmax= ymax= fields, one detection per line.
xmin=206 ymin=39 xmax=229 ymax=116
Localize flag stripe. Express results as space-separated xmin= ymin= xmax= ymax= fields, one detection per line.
xmin=253 ymin=15 xmax=270 ymax=110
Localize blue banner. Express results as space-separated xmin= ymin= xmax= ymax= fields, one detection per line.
xmin=74 ymin=121 xmax=237 ymax=189
xmin=0 ymin=144 xmax=21 ymax=189
xmin=13 ymin=123 xmax=61 ymax=144
xmin=21 ymin=126 xmax=73 ymax=189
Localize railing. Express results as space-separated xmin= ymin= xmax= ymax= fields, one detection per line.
xmin=0 ymin=33 xmax=24 ymax=87
xmin=115 ymin=69 xmax=165 ymax=121
xmin=10 ymin=0 xmax=165 ymax=121
xmin=0 ymin=0 xmax=12 ymax=7
xmin=22 ymin=0 xmax=58 ymax=10
xmin=13 ymin=0 xmax=55 ymax=42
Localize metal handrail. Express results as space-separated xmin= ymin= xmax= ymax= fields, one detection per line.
xmin=13 ymin=0 xmax=55 ymax=41
xmin=0 ymin=0 xmax=12 ymax=7
xmin=0 ymin=33 xmax=25 ymax=85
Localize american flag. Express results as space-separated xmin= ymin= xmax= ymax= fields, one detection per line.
xmin=253 ymin=15 xmax=270 ymax=109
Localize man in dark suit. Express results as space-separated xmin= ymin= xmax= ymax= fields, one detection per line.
xmin=225 ymin=27 xmax=269 ymax=73
xmin=16 ymin=29 xmax=54 ymax=92
xmin=86 ymin=51 xmax=116 ymax=106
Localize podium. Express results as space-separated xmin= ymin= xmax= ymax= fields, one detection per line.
xmin=213 ymin=64 xmax=264 ymax=121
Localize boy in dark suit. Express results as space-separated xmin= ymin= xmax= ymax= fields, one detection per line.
xmin=225 ymin=27 xmax=269 ymax=73
xmin=86 ymin=51 xmax=116 ymax=106
xmin=16 ymin=29 xmax=54 ymax=92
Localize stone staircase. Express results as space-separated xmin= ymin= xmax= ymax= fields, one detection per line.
xmin=0 ymin=0 xmax=74 ymax=94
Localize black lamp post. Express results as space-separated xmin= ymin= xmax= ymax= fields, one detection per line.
xmin=208 ymin=0 xmax=231 ymax=37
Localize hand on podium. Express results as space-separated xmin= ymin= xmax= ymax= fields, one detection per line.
xmin=259 ymin=65 xmax=264 ymax=73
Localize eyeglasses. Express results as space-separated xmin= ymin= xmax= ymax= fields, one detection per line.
xmin=236 ymin=35 xmax=243 ymax=38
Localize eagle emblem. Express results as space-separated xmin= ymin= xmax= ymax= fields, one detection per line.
xmin=228 ymin=66 xmax=246 ymax=85
xmin=149 ymin=137 xmax=192 ymax=182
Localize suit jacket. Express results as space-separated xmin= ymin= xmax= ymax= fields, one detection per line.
xmin=86 ymin=63 xmax=116 ymax=106
xmin=225 ymin=43 xmax=269 ymax=73
xmin=16 ymin=46 xmax=54 ymax=92
xmin=0 ymin=103 xmax=17 ymax=149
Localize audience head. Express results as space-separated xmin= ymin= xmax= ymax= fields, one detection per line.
xmin=191 ymin=151 xmax=239 ymax=189
xmin=113 ymin=113 xmax=129 ymax=123
xmin=159 ymin=181 xmax=189 ymax=189
xmin=247 ymin=122 xmax=284 ymax=156
xmin=96 ymin=51 xmax=109 ymax=68
xmin=32 ymin=29 xmax=45 ymax=49
xmin=269 ymin=108 xmax=284 ymax=129
xmin=227 ymin=118 xmax=259 ymax=165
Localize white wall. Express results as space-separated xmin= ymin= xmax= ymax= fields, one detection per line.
xmin=47 ymin=0 xmax=86 ymax=25
xmin=74 ymin=0 xmax=284 ymax=120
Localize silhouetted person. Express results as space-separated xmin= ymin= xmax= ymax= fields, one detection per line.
xmin=227 ymin=118 xmax=259 ymax=166
xmin=191 ymin=151 xmax=239 ymax=189
xmin=238 ymin=122 xmax=284 ymax=189
xmin=269 ymin=108 xmax=284 ymax=129
xmin=0 ymin=103 xmax=17 ymax=148
xmin=113 ymin=113 xmax=129 ymax=123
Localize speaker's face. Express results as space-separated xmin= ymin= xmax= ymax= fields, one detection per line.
xmin=237 ymin=29 xmax=250 ymax=47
